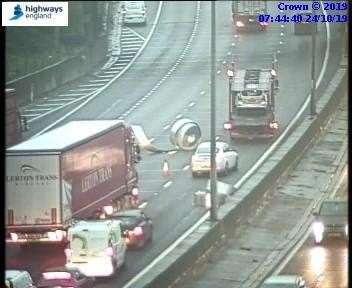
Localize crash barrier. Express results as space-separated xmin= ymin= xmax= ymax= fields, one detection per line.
xmin=6 ymin=35 xmax=108 ymax=107
xmin=131 ymin=67 xmax=347 ymax=288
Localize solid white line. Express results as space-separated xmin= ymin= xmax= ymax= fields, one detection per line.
xmin=163 ymin=124 xmax=170 ymax=130
xmin=168 ymin=150 xmax=177 ymax=155
xmin=47 ymin=98 xmax=75 ymax=102
xmin=183 ymin=165 xmax=190 ymax=171
xmin=176 ymin=114 xmax=183 ymax=119
xmin=59 ymin=93 xmax=86 ymax=97
xmin=79 ymin=83 xmax=105 ymax=87
xmin=124 ymin=26 xmax=146 ymax=41
xmin=35 ymin=103 xmax=63 ymax=106
xmin=69 ymin=88 xmax=95 ymax=92
xmin=25 ymin=108 xmax=51 ymax=112
xmin=22 ymin=114 xmax=41 ymax=117
xmin=88 ymin=79 xmax=109 ymax=83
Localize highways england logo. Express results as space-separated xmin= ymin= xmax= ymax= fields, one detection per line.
xmin=9 ymin=4 xmax=24 ymax=20
xmin=2 ymin=2 xmax=68 ymax=27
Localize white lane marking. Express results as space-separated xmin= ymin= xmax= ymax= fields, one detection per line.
xmin=47 ymin=98 xmax=76 ymax=102
xmin=200 ymin=91 xmax=205 ymax=95
xmin=163 ymin=181 xmax=172 ymax=188
xmin=25 ymin=108 xmax=51 ymax=112
xmin=79 ymin=83 xmax=105 ymax=87
xmin=124 ymin=26 xmax=146 ymax=40
xmin=176 ymin=114 xmax=183 ymax=119
xmin=163 ymin=124 xmax=170 ymax=130
xmin=234 ymin=1 xmax=331 ymax=191
xmin=22 ymin=114 xmax=41 ymax=117
xmin=32 ymin=1 xmax=164 ymax=136
xmin=88 ymin=79 xmax=109 ymax=83
xmin=59 ymin=93 xmax=86 ymax=97
xmin=183 ymin=165 xmax=190 ymax=171
xmin=189 ymin=102 xmax=195 ymax=107
xmin=149 ymin=138 xmax=155 ymax=143
xmin=69 ymin=88 xmax=95 ymax=92
xmin=216 ymin=136 xmax=220 ymax=140
xmin=35 ymin=103 xmax=63 ymax=107
xmin=168 ymin=150 xmax=177 ymax=155
xmin=138 ymin=202 xmax=148 ymax=209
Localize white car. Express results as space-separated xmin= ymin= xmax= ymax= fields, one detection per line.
xmin=122 ymin=1 xmax=146 ymax=25
xmin=261 ymin=275 xmax=307 ymax=288
xmin=191 ymin=141 xmax=239 ymax=177
xmin=5 ymin=270 xmax=35 ymax=288
xmin=65 ymin=220 xmax=127 ymax=277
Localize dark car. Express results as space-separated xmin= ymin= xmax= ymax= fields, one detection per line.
xmin=109 ymin=209 xmax=153 ymax=248
xmin=37 ymin=268 xmax=94 ymax=288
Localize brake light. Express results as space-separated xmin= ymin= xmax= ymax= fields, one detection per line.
xmin=106 ymin=247 xmax=114 ymax=257
xmin=51 ymin=208 xmax=57 ymax=224
xmin=133 ymin=226 xmax=143 ymax=236
xmin=8 ymin=209 xmax=14 ymax=225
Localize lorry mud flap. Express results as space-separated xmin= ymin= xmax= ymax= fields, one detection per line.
xmin=131 ymin=125 xmax=179 ymax=153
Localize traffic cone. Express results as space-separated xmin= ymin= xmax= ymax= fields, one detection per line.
xmin=162 ymin=159 xmax=171 ymax=178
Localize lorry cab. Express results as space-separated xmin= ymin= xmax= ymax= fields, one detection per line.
xmin=5 ymin=270 xmax=35 ymax=288
xmin=122 ymin=1 xmax=146 ymax=25
xmin=65 ymin=220 xmax=127 ymax=277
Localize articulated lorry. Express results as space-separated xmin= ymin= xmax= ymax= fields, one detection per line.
xmin=6 ymin=120 xmax=140 ymax=244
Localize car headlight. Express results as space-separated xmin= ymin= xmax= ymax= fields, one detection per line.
xmin=312 ymin=222 xmax=324 ymax=236
xmin=345 ymin=224 xmax=348 ymax=236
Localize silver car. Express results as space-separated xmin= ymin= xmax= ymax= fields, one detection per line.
xmin=261 ymin=275 xmax=307 ymax=288
xmin=191 ymin=141 xmax=239 ymax=177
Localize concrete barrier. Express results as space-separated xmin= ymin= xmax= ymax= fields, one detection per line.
xmin=130 ymin=67 xmax=347 ymax=288
xmin=6 ymin=35 xmax=108 ymax=107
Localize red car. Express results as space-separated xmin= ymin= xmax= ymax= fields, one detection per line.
xmin=37 ymin=268 xmax=94 ymax=288
xmin=108 ymin=209 xmax=153 ymax=249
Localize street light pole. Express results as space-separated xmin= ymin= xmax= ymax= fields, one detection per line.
xmin=310 ymin=9 xmax=317 ymax=116
xmin=210 ymin=1 xmax=217 ymax=221
xmin=227 ymin=62 xmax=234 ymax=120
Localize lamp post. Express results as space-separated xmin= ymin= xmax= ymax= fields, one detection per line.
xmin=310 ymin=9 xmax=317 ymax=116
xmin=227 ymin=62 xmax=234 ymax=120
xmin=210 ymin=1 xmax=217 ymax=221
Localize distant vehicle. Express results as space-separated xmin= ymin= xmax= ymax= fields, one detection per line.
xmin=232 ymin=0 xmax=268 ymax=32
xmin=6 ymin=88 xmax=25 ymax=147
xmin=224 ymin=68 xmax=279 ymax=140
xmin=37 ymin=269 xmax=94 ymax=288
xmin=191 ymin=141 xmax=239 ymax=177
xmin=105 ymin=209 xmax=153 ymax=248
xmin=294 ymin=12 xmax=318 ymax=35
xmin=6 ymin=120 xmax=140 ymax=245
xmin=5 ymin=270 xmax=35 ymax=288
xmin=261 ymin=275 xmax=307 ymax=288
xmin=312 ymin=199 xmax=348 ymax=244
xmin=122 ymin=1 xmax=147 ymax=25
xmin=65 ymin=220 xmax=127 ymax=277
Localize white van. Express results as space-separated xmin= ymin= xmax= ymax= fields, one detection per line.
xmin=65 ymin=220 xmax=127 ymax=277
xmin=122 ymin=1 xmax=147 ymax=25
xmin=5 ymin=270 xmax=35 ymax=288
